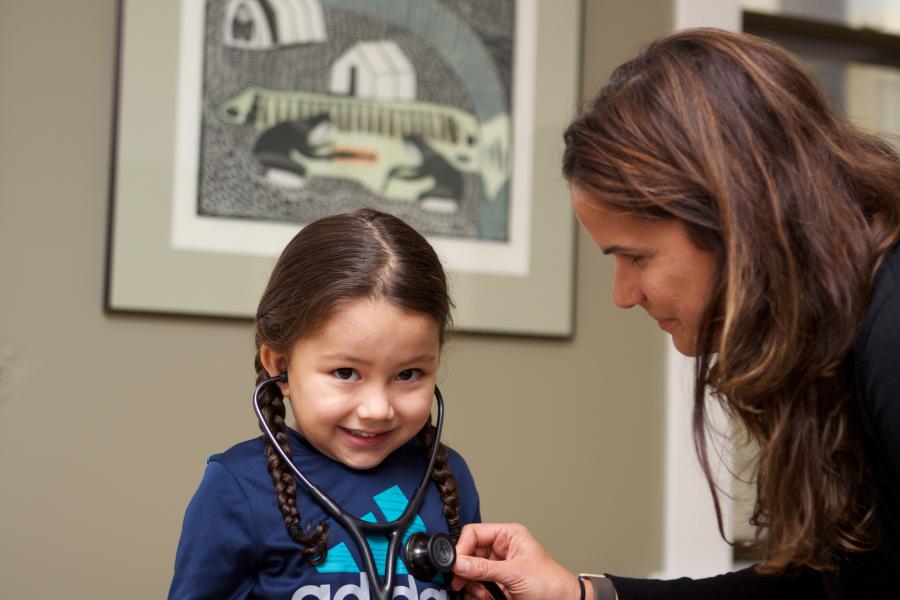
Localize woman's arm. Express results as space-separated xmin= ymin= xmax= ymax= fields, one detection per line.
xmin=607 ymin=567 xmax=824 ymax=599
xmin=451 ymin=523 xmax=826 ymax=600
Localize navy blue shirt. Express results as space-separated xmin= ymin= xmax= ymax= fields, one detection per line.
xmin=169 ymin=429 xmax=480 ymax=600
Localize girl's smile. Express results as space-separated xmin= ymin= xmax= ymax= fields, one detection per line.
xmin=339 ymin=427 xmax=395 ymax=448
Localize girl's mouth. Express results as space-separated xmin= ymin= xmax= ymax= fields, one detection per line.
xmin=340 ymin=427 xmax=392 ymax=447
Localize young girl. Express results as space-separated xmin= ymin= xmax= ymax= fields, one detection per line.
xmin=169 ymin=209 xmax=480 ymax=600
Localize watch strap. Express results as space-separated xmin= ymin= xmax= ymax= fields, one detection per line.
xmin=578 ymin=573 xmax=617 ymax=600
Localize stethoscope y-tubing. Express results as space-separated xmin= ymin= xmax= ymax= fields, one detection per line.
xmin=253 ymin=374 xmax=505 ymax=600
xmin=253 ymin=375 xmax=440 ymax=600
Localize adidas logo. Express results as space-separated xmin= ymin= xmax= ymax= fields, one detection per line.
xmin=292 ymin=572 xmax=448 ymax=599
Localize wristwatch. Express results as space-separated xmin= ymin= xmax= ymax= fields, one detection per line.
xmin=578 ymin=573 xmax=617 ymax=600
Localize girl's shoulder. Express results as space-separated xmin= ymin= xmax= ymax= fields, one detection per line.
xmin=444 ymin=445 xmax=476 ymax=482
xmin=197 ymin=433 xmax=327 ymax=510
xmin=437 ymin=443 xmax=480 ymax=503
xmin=207 ymin=429 xmax=320 ymax=472
xmin=443 ymin=444 xmax=482 ymax=523
xmin=203 ymin=435 xmax=270 ymax=485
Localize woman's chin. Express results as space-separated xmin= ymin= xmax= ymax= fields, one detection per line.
xmin=671 ymin=333 xmax=699 ymax=357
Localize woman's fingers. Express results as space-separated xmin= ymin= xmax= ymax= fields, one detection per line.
xmin=452 ymin=523 xmax=528 ymax=592
xmin=454 ymin=554 xmax=512 ymax=582
xmin=456 ymin=522 xmax=521 ymax=557
xmin=452 ymin=522 xmax=581 ymax=600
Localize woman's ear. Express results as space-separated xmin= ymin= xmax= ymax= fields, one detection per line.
xmin=259 ymin=344 xmax=290 ymax=396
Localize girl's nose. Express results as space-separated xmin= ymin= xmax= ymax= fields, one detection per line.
xmin=356 ymin=387 xmax=396 ymax=421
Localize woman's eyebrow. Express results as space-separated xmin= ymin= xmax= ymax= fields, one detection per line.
xmin=602 ymin=244 xmax=640 ymax=255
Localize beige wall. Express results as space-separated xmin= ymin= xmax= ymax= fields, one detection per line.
xmin=0 ymin=1 xmax=676 ymax=596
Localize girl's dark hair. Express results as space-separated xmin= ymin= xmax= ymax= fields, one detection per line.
xmin=563 ymin=28 xmax=900 ymax=573
xmin=253 ymin=208 xmax=459 ymax=564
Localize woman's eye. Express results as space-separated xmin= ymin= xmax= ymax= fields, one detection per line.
xmin=333 ymin=368 xmax=359 ymax=381
xmin=624 ymin=254 xmax=644 ymax=265
xmin=396 ymin=368 xmax=423 ymax=382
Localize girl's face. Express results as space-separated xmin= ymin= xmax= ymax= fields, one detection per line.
xmin=264 ymin=298 xmax=440 ymax=470
xmin=572 ymin=186 xmax=717 ymax=356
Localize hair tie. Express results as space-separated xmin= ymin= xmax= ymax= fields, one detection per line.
xmin=287 ymin=523 xmax=304 ymax=541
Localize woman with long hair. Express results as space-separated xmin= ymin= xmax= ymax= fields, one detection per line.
xmin=450 ymin=28 xmax=900 ymax=599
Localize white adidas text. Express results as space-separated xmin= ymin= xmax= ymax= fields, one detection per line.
xmin=291 ymin=573 xmax=448 ymax=600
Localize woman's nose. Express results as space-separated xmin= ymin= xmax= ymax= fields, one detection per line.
xmin=356 ymin=387 xmax=396 ymax=421
xmin=612 ymin=266 xmax=645 ymax=309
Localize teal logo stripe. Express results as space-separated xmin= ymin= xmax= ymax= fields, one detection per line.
xmin=314 ymin=542 xmax=359 ymax=573
xmin=374 ymin=486 xmax=412 ymax=521
xmin=315 ymin=484 xmax=429 ymax=576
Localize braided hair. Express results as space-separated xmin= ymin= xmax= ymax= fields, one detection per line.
xmin=416 ymin=420 xmax=462 ymax=539
xmin=254 ymin=208 xmax=459 ymax=564
xmin=252 ymin=352 xmax=329 ymax=563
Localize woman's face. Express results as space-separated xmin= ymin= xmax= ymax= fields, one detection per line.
xmin=572 ymin=186 xmax=717 ymax=356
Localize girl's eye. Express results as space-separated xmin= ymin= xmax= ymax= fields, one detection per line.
xmin=396 ymin=368 xmax=423 ymax=382
xmin=333 ymin=368 xmax=360 ymax=381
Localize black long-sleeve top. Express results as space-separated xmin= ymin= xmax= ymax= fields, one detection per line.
xmin=609 ymin=243 xmax=900 ymax=599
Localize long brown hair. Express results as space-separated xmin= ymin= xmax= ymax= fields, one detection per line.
xmin=254 ymin=208 xmax=460 ymax=564
xmin=563 ymin=28 xmax=900 ymax=572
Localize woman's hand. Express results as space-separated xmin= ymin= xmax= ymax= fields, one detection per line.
xmin=450 ymin=523 xmax=583 ymax=600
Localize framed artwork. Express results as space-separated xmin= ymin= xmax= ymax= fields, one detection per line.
xmin=106 ymin=0 xmax=580 ymax=336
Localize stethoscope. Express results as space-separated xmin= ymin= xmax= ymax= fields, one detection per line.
xmin=253 ymin=374 xmax=505 ymax=600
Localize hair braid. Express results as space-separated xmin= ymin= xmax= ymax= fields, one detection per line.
xmin=416 ymin=420 xmax=462 ymax=540
xmin=254 ymin=354 xmax=329 ymax=565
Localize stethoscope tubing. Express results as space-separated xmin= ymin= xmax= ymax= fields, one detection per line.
xmin=253 ymin=375 xmax=505 ymax=600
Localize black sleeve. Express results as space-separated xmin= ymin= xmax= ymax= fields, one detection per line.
xmin=857 ymin=262 xmax=900 ymax=503
xmin=607 ymin=566 xmax=825 ymax=600
xmin=855 ymin=255 xmax=900 ymax=572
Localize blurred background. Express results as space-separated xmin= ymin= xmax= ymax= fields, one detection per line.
xmin=2 ymin=0 xmax=898 ymax=597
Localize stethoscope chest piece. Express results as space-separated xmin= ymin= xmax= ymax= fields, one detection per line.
xmin=403 ymin=531 xmax=456 ymax=582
